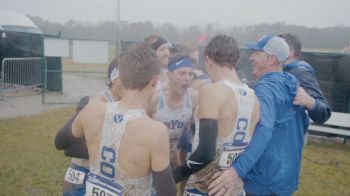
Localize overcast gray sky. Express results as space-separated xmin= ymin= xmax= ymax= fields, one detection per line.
xmin=0 ymin=0 xmax=349 ymax=28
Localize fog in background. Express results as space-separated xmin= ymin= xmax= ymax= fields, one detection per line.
xmin=1 ymin=0 xmax=350 ymax=48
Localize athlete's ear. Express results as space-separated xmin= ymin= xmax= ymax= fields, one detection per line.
xmin=150 ymin=75 xmax=158 ymax=88
xmin=269 ymin=55 xmax=280 ymax=67
xmin=205 ymin=56 xmax=212 ymax=67
xmin=167 ymin=70 xmax=173 ymax=80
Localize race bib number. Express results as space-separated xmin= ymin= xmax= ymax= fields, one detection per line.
xmin=184 ymin=189 xmax=203 ymax=196
xmin=218 ymin=143 xmax=245 ymax=170
xmin=85 ymin=173 xmax=123 ymax=196
xmin=64 ymin=167 xmax=86 ymax=184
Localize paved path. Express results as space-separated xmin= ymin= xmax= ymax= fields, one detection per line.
xmin=0 ymin=72 xmax=105 ymax=119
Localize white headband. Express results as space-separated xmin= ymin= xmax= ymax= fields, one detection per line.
xmin=110 ymin=68 xmax=119 ymax=82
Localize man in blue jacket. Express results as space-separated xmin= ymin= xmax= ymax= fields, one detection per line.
xmin=279 ymin=33 xmax=331 ymax=124
xmin=208 ymin=35 xmax=309 ymax=196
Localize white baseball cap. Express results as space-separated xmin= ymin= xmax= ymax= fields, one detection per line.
xmin=246 ymin=34 xmax=290 ymax=63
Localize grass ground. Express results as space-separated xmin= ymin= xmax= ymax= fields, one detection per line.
xmin=0 ymin=107 xmax=349 ymax=195
xmin=296 ymin=139 xmax=350 ymax=195
xmin=0 ymin=107 xmax=74 ymax=196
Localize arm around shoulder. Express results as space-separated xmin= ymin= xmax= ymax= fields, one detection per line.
xmin=295 ymin=69 xmax=331 ymax=123
xmin=54 ymin=96 xmax=89 ymax=150
xmin=308 ymin=99 xmax=332 ymax=124
xmin=232 ymin=84 xmax=277 ymax=178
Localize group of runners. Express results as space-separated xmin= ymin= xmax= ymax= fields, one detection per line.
xmin=55 ymin=33 xmax=330 ymax=196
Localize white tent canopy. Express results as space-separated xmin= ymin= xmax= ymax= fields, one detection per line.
xmin=0 ymin=9 xmax=41 ymax=34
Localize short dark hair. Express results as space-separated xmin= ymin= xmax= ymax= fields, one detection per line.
xmin=118 ymin=44 xmax=160 ymax=90
xmin=278 ymin=33 xmax=302 ymax=58
xmin=204 ymin=34 xmax=240 ymax=69
xmin=144 ymin=34 xmax=160 ymax=44
xmin=144 ymin=35 xmax=167 ymax=51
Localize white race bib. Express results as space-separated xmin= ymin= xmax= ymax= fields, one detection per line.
xmin=85 ymin=173 xmax=123 ymax=196
xmin=218 ymin=144 xmax=245 ymax=170
xmin=64 ymin=167 xmax=86 ymax=184
xmin=184 ymin=190 xmax=203 ymax=196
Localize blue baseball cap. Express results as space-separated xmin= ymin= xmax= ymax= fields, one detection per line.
xmin=246 ymin=34 xmax=289 ymax=63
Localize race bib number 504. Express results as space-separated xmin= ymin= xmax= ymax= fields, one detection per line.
xmin=85 ymin=173 xmax=123 ymax=196
xmin=218 ymin=143 xmax=245 ymax=170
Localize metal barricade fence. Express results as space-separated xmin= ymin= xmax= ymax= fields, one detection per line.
xmin=1 ymin=57 xmax=42 ymax=100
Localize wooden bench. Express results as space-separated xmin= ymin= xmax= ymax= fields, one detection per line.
xmin=308 ymin=112 xmax=350 ymax=144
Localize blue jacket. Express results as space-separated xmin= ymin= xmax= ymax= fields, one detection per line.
xmin=232 ymin=72 xmax=309 ymax=196
xmin=284 ymin=60 xmax=331 ymax=124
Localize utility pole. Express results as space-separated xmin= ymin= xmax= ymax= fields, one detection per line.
xmin=116 ymin=0 xmax=121 ymax=56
